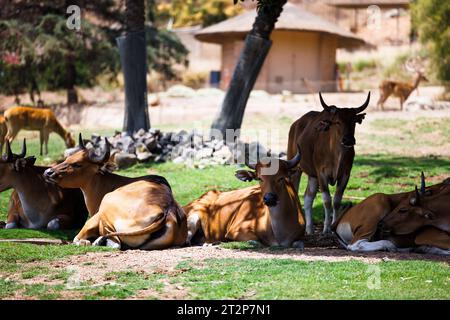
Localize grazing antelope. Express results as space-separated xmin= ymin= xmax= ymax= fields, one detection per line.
xmin=0 ymin=139 xmax=88 ymax=229
xmin=376 ymin=57 xmax=428 ymax=111
xmin=44 ymin=135 xmax=186 ymax=250
xmin=287 ymin=92 xmax=369 ymax=235
xmin=333 ymin=174 xmax=450 ymax=255
xmin=4 ymin=106 xmax=76 ymax=155
xmin=184 ymin=151 xmax=305 ymax=248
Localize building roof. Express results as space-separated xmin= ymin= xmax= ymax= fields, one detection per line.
xmin=195 ymin=3 xmax=367 ymax=49
xmin=325 ymin=0 xmax=409 ymax=9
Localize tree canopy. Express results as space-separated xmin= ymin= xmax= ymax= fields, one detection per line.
xmin=411 ymin=0 xmax=450 ymax=86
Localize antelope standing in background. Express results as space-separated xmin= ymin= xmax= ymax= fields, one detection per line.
xmin=377 ymin=57 xmax=428 ymax=111
xmin=4 ymin=106 xmax=75 ymax=155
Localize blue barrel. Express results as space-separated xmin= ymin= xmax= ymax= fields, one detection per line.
xmin=210 ymin=71 xmax=221 ymax=87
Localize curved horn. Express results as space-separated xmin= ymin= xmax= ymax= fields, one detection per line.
xmin=354 ymin=92 xmax=371 ymax=114
xmin=410 ymin=185 xmax=421 ymax=206
xmin=89 ymin=137 xmax=110 ymax=164
xmin=420 ymin=171 xmax=426 ymax=195
xmin=319 ymin=92 xmax=331 ymax=112
xmin=3 ymin=140 xmax=13 ymax=162
xmin=78 ymin=133 xmax=86 ymax=150
xmin=286 ymin=150 xmax=301 ymax=169
xmin=18 ymin=139 xmax=26 ymax=158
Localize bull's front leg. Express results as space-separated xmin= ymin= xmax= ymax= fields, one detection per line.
xmin=303 ymin=176 xmax=318 ymax=235
xmin=319 ymin=179 xmax=333 ymax=234
xmin=333 ymin=174 xmax=350 ymax=224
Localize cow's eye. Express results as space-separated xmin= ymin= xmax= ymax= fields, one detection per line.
xmin=398 ymin=207 xmax=408 ymax=213
xmin=424 ymin=212 xmax=434 ymax=220
xmin=71 ymin=164 xmax=82 ymax=169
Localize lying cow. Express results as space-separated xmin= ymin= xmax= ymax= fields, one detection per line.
xmin=287 ymin=92 xmax=370 ymax=234
xmin=332 ymin=174 xmax=450 ymax=254
xmin=184 ymin=151 xmax=305 ymax=248
xmin=44 ymin=135 xmax=186 ymax=249
xmin=44 ymin=134 xmax=170 ymax=216
xmin=380 ymin=179 xmax=450 ymax=255
xmin=0 ymin=140 xmax=88 ymax=229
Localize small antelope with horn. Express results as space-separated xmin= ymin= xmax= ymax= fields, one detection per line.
xmin=376 ymin=57 xmax=428 ymax=111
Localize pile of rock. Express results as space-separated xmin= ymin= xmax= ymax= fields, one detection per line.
xmin=68 ymin=129 xmax=284 ymax=170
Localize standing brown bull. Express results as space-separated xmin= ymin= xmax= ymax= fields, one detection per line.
xmin=287 ymin=92 xmax=370 ymax=234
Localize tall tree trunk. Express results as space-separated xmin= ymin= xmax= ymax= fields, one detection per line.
xmin=119 ymin=0 xmax=150 ymax=135
xmin=211 ymin=0 xmax=287 ymax=138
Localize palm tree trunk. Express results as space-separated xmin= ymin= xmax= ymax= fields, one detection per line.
xmin=120 ymin=0 xmax=150 ymax=135
xmin=210 ymin=0 xmax=287 ymax=138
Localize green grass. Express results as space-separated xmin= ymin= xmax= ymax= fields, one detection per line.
xmin=0 ymin=129 xmax=449 ymax=300
xmin=172 ymin=258 xmax=450 ymax=300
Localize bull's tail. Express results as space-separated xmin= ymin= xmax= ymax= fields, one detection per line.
xmin=102 ymin=212 xmax=166 ymax=239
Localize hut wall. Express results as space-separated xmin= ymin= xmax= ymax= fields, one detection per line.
xmin=219 ymin=31 xmax=338 ymax=93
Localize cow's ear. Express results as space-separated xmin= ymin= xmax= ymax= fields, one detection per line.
xmin=235 ymin=170 xmax=258 ymax=182
xmin=356 ymin=113 xmax=366 ymax=124
xmin=316 ymin=120 xmax=331 ymax=132
xmin=13 ymin=156 xmax=36 ymax=171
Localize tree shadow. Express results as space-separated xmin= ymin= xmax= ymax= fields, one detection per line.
xmin=354 ymin=155 xmax=450 ymax=183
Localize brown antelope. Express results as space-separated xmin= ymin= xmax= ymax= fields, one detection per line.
xmin=0 ymin=139 xmax=88 ymax=229
xmin=376 ymin=57 xmax=428 ymax=111
xmin=184 ymin=151 xmax=305 ymax=248
xmin=4 ymin=106 xmax=76 ymax=155
xmin=43 ymin=134 xmax=171 ymax=217
xmin=287 ymin=92 xmax=369 ymax=235
xmin=44 ymin=135 xmax=186 ymax=250
xmin=332 ymin=174 xmax=450 ymax=255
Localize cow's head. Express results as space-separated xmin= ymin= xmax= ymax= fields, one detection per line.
xmin=316 ymin=92 xmax=370 ymax=148
xmin=381 ymin=174 xmax=449 ymax=235
xmin=65 ymin=132 xmax=76 ymax=148
xmin=235 ymin=150 xmax=302 ymax=207
xmin=44 ymin=133 xmax=112 ymax=188
xmin=0 ymin=139 xmax=36 ymax=192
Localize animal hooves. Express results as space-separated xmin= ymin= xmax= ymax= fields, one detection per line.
xmin=292 ymin=241 xmax=304 ymax=250
xmin=74 ymin=239 xmax=91 ymax=246
xmin=47 ymin=218 xmax=60 ymax=230
xmin=0 ymin=221 xmax=5 ymax=229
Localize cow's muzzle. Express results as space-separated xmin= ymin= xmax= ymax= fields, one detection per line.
xmin=341 ymin=135 xmax=356 ymax=148
xmin=263 ymin=193 xmax=278 ymax=207
xmin=43 ymin=168 xmax=58 ymax=182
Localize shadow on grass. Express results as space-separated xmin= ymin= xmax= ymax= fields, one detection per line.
xmin=354 ymin=155 xmax=450 ymax=183
xmin=0 ymin=229 xmax=78 ymax=241
xmin=220 ymin=241 xmax=449 ymax=263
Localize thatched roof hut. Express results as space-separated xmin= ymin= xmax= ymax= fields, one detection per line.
xmin=195 ymin=3 xmax=368 ymax=93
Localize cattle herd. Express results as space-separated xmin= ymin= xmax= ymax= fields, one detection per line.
xmin=0 ymin=93 xmax=449 ymax=255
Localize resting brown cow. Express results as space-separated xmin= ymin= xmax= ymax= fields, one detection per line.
xmin=44 ymin=134 xmax=185 ymax=249
xmin=287 ymin=92 xmax=370 ymax=234
xmin=71 ymin=180 xmax=187 ymax=250
xmin=44 ymin=134 xmax=170 ymax=216
xmin=184 ymin=152 xmax=305 ymax=248
xmin=0 ymin=140 xmax=88 ymax=229
xmin=332 ymin=174 xmax=450 ymax=255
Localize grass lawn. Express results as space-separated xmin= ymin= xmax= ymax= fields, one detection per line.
xmin=0 ymin=131 xmax=449 ymax=300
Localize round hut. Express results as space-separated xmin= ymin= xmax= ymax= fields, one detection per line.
xmin=195 ymin=3 xmax=367 ymax=93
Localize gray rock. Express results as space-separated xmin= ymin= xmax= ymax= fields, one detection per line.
xmin=136 ymin=151 xmax=153 ymax=162
xmin=114 ymin=153 xmax=137 ymax=169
